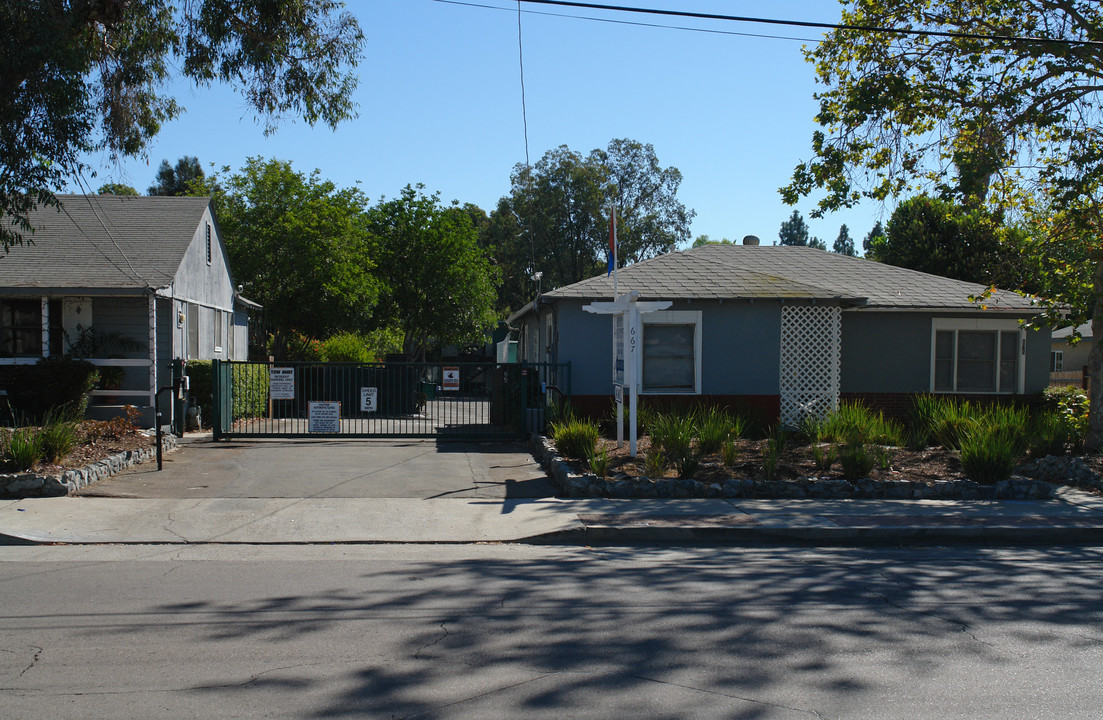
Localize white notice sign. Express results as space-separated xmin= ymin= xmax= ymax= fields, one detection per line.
xmin=270 ymin=367 xmax=295 ymax=399
xmin=442 ymin=366 xmax=460 ymax=391
xmin=308 ymin=401 xmax=341 ymax=433
xmin=360 ymin=387 xmax=378 ymax=413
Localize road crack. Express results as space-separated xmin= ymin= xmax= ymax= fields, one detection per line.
xmin=632 ymin=674 xmax=836 ymax=718
xmin=17 ymin=646 xmax=42 ymax=679
xmin=414 ymin=622 xmax=449 ymax=659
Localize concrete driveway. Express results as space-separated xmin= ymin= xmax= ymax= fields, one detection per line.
xmin=76 ymin=437 xmax=557 ymax=500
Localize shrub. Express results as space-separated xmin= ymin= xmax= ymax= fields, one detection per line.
xmin=643 ymin=448 xmax=667 ymax=478
xmin=762 ymin=428 xmax=786 ymax=481
xmin=1042 ymin=385 xmax=1088 ymax=448
xmin=933 ymin=413 xmax=977 ymax=451
xmin=320 ymin=332 xmax=372 ymax=363
xmin=6 ymin=426 xmax=43 ymax=470
xmin=650 ymin=411 xmax=695 ymax=459
xmin=720 ymin=439 xmax=739 ymax=467
xmin=586 ymin=444 xmax=610 ymax=478
xmin=960 ymin=427 xmax=1020 ymax=484
xmin=4 ymin=357 xmax=98 ymax=423
xmin=811 ymin=444 xmax=836 ymax=473
xmin=838 ymin=441 xmax=876 ymax=480
xmin=40 ymin=413 xmax=80 ymax=463
xmin=820 ymin=402 xmax=903 ymax=446
xmin=675 ymin=451 xmax=701 ymax=479
xmin=1029 ymin=411 xmax=1076 ymax=458
xmin=695 ymin=406 xmax=732 ymax=455
xmin=231 ymin=363 xmax=269 ymax=420
xmin=551 ymin=418 xmax=600 ymax=460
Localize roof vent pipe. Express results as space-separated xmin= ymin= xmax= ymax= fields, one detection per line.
xmin=742 ymin=235 xmax=760 ymax=246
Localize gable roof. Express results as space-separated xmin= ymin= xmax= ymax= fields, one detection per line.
xmin=0 ymin=194 xmax=213 ymax=292
xmin=540 ymin=244 xmax=1037 ymax=311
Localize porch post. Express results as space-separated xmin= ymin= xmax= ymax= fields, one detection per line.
xmin=149 ymin=294 xmax=157 ymax=410
xmin=40 ymin=297 xmax=49 ymax=358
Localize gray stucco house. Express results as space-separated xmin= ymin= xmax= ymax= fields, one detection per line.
xmin=510 ymin=241 xmax=1050 ymax=425
xmin=0 ymin=194 xmax=259 ymax=425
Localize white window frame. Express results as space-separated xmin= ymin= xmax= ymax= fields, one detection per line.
xmin=1051 ymin=350 xmax=1063 ymax=372
xmin=640 ymin=310 xmax=702 ymax=395
xmin=930 ymin=317 xmax=1025 ymax=394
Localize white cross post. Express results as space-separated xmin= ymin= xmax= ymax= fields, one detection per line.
xmin=583 ymin=290 xmax=671 ymax=457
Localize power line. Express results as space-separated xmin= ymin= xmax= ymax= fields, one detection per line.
xmin=510 ymin=0 xmax=1103 ymax=47
xmin=435 ymin=0 xmax=820 ymax=43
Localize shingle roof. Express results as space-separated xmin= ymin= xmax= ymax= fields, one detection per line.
xmin=543 ymin=244 xmax=1038 ymax=311
xmin=0 ymin=194 xmax=212 ymax=291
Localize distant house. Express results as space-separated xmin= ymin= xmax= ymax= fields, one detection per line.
xmin=0 ymin=194 xmax=260 ymax=425
xmin=1051 ymin=322 xmax=1092 ymax=387
xmin=509 ymin=241 xmax=1050 ymax=424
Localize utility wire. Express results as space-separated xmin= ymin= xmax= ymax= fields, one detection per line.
xmin=436 ymin=0 xmax=820 ymax=42
xmin=446 ymin=0 xmax=1103 ymax=47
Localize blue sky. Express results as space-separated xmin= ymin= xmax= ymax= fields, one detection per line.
xmin=74 ymin=0 xmax=885 ymax=251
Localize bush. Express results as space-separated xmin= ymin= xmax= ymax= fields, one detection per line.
xmin=4 ymin=357 xmax=98 ymax=423
xmin=650 ymin=411 xmax=695 ymax=459
xmin=39 ymin=413 xmax=80 ymax=463
xmin=720 ymin=439 xmax=739 ymax=467
xmin=838 ymin=441 xmax=876 ymax=480
xmin=320 ymin=332 xmax=372 ymax=363
xmin=644 ymin=448 xmax=667 ymax=477
xmin=6 ymin=426 xmax=43 ymax=470
xmin=960 ymin=427 xmax=1020 ymax=484
xmin=586 ymin=444 xmax=610 ymax=478
xmin=675 ymin=452 xmax=701 ymax=479
xmin=551 ymin=418 xmax=600 ymax=460
xmin=812 ymin=443 xmax=836 ymax=473
xmin=694 ymin=406 xmax=732 ymax=455
xmin=231 ymin=363 xmax=269 ymax=420
xmin=1029 ymin=411 xmax=1077 ymax=458
xmin=820 ymin=402 xmax=903 ymax=446
xmin=1042 ymin=385 xmax=1088 ymax=447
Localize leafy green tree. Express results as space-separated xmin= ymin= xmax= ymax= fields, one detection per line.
xmin=148 ymin=156 xmax=206 ymax=196
xmin=877 ymin=196 xmax=1031 ymax=288
xmin=97 ymin=183 xmax=138 ymax=196
xmin=863 ymin=221 xmax=886 ymax=257
xmin=485 ymin=139 xmax=693 ymax=306
xmin=369 ymin=185 xmax=499 ymax=361
xmin=212 ymin=158 xmax=379 ymax=359
xmin=833 ymin=224 xmax=856 ymax=256
xmin=778 ymin=210 xmax=811 ymax=246
xmin=1 ymin=0 xmax=363 ymax=251
xmin=778 ymin=0 xmax=1103 ymax=447
xmin=692 ymin=234 xmax=734 ymax=248
xmin=809 ymin=236 xmax=827 ymax=251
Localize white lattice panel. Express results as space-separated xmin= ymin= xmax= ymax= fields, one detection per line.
xmin=779 ymin=305 xmax=840 ymax=427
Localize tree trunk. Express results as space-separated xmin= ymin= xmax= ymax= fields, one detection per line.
xmin=1085 ymin=258 xmax=1103 ymax=451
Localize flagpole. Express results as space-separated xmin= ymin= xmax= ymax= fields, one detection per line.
xmin=610 ymin=207 xmax=618 ymax=298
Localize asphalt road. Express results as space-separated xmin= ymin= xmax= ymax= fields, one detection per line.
xmin=2 ymin=544 xmax=1102 ymax=719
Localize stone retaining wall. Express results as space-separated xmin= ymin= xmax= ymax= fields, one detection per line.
xmin=0 ymin=435 xmax=178 ymax=499
xmin=531 ymin=434 xmax=1060 ymax=500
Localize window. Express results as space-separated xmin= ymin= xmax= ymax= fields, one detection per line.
xmin=186 ymin=302 xmax=199 ymax=359
xmin=227 ymin=312 xmax=236 ymax=360
xmin=213 ymin=310 xmax=224 ymax=354
xmin=1051 ymin=350 xmax=1064 ymax=372
xmin=932 ymin=319 xmax=1022 ymax=393
xmin=641 ymin=311 xmax=702 ymax=393
xmin=0 ymin=300 xmax=42 ymax=356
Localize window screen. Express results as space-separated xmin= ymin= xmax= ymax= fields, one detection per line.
xmin=642 ymin=324 xmax=695 ymax=391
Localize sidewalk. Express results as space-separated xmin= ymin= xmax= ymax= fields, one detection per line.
xmin=4 ymin=487 xmax=1103 ymax=545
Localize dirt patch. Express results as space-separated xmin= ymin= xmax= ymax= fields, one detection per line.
xmin=5 ymin=421 xmax=157 ymax=477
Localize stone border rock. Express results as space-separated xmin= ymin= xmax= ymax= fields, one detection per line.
xmin=0 ymin=435 xmax=178 ymax=499
xmin=530 ymin=434 xmax=1059 ymax=501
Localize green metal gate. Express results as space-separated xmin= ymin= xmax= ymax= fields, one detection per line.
xmin=211 ymin=359 xmax=570 ymax=440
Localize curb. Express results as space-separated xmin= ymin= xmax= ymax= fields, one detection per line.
xmin=0 ymin=434 xmax=179 ymax=499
